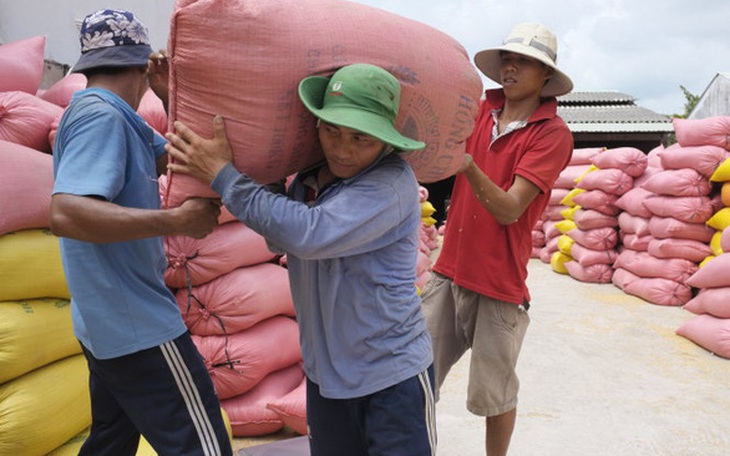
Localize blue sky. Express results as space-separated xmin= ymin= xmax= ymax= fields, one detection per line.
xmin=352 ymin=0 xmax=730 ymax=116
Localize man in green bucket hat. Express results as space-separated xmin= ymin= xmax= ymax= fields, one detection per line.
xmin=167 ymin=63 xmax=436 ymax=455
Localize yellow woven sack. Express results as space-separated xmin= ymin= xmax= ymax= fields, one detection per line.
xmin=574 ymin=164 xmax=598 ymax=184
xmin=0 ymin=354 xmax=90 ymax=456
xmin=560 ymin=188 xmax=585 ymax=207
xmin=555 ymin=219 xmax=577 ymax=234
xmin=0 ymin=229 xmax=69 ymax=301
xmin=699 ymin=255 xmax=715 ymax=268
xmin=710 ymin=157 xmax=730 ymax=182
xmin=421 ymin=201 xmax=436 ymax=218
xmin=550 ymin=251 xmax=571 ymax=274
xmin=560 ymin=205 xmax=581 ymax=221
xmin=710 ymin=231 xmax=724 ymax=256
xmin=706 ymin=207 xmax=730 ymax=231
xmin=0 ymin=299 xmax=80 ymax=384
xmin=719 ymin=182 xmax=730 ymax=206
xmin=557 ymin=235 xmax=575 ymax=256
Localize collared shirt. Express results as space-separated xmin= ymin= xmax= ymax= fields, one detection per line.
xmin=435 ymin=89 xmax=573 ymax=304
xmin=491 ymin=108 xmax=528 ymax=144
xmin=211 ymin=154 xmax=433 ymax=399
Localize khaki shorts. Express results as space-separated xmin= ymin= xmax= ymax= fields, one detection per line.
xmin=420 ymin=273 xmax=530 ymax=417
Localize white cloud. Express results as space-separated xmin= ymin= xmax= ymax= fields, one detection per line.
xmin=352 ymin=0 xmax=730 ymax=115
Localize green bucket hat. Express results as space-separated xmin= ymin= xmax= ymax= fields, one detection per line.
xmin=298 ymin=63 xmax=425 ymax=151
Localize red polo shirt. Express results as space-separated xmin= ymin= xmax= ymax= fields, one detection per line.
xmin=434 ymin=89 xmax=573 ymax=304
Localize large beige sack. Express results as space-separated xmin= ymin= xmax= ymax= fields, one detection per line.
xmin=163 ymin=0 xmax=482 ymax=207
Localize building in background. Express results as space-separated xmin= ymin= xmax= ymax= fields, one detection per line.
xmin=557 ymin=91 xmax=674 ymax=153
xmin=689 ymin=72 xmax=730 ymax=119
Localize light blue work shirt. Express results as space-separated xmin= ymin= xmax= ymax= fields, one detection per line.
xmin=52 ymin=88 xmax=187 ymax=359
xmin=212 ymin=154 xmax=433 ymax=398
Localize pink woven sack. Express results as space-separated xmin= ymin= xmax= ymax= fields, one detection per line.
xmin=572 ymin=209 xmax=618 ymax=230
xmin=590 ymin=146 xmax=647 ymax=177
xmin=164 ymin=0 xmax=483 ymax=207
xmin=614 ymin=187 xmax=655 ymax=218
xmin=676 ymin=314 xmax=730 ymax=359
xmin=673 ymin=117 xmax=730 ymax=150
xmin=613 ymin=249 xmax=697 ymax=283
xmin=221 ymin=363 xmax=304 ymax=437
xmin=0 ymin=36 xmax=45 ymax=94
xmin=266 ymin=374 xmax=307 ymax=435
xmin=617 ymin=212 xmax=651 ymax=236
xmin=611 ymin=267 xmax=639 ymax=290
xmin=554 ymin=164 xmax=593 ymax=189
xmin=683 ymin=287 xmax=730 ymax=319
xmin=571 ymin=189 xmax=619 ymax=215
xmin=176 ymin=263 xmax=295 ymax=336
xmin=570 ymin=147 xmax=604 ymax=166
xmin=685 ymin=253 xmax=730 ymax=289
xmin=620 ymin=233 xmax=651 ymax=251
xmin=623 ymin=276 xmax=692 ymax=306
xmin=641 ymin=168 xmax=712 ymax=197
xmin=722 ymin=226 xmax=730 ymax=252
xmin=564 ymin=261 xmax=613 ymax=284
xmin=38 ymin=73 xmax=87 ymax=108
xmin=0 ymin=141 xmax=54 ymax=235
xmin=567 ymin=226 xmax=618 ymax=250
xmin=648 ymin=216 xmax=715 ymax=242
xmin=569 ymin=243 xmax=617 ymax=266
xmin=137 ymin=88 xmax=168 ymax=135
xmin=642 ymin=195 xmax=715 ymax=224
xmin=575 ymin=168 xmax=634 ymax=196
xmin=0 ymin=91 xmax=64 ymax=153
xmin=164 ymin=221 xmax=277 ymax=288
xmin=647 ymin=238 xmax=712 ymax=263
xmin=192 ymin=316 xmax=302 ymax=400
xmin=658 ymin=143 xmax=730 ymax=177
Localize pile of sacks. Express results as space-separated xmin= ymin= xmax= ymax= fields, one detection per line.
xmin=672 ymin=117 xmax=730 ymax=358
xmin=0 ymin=34 xmax=91 ymax=456
xmin=0 ymin=34 xmax=233 ymax=455
xmin=535 ymin=114 xmax=730 ymax=359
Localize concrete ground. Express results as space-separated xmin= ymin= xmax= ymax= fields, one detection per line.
xmin=234 ymin=259 xmax=730 ymax=455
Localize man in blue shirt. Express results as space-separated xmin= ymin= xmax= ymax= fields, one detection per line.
xmin=166 ymin=63 xmax=436 ymax=456
xmin=50 ymin=9 xmax=230 ymax=455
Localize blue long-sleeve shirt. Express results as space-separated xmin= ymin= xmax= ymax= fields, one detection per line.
xmin=211 ymin=154 xmax=433 ymax=398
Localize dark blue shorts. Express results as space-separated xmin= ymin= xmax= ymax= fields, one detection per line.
xmin=306 ymin=365 xmax=436 ymax=456
xmin=78 ymin=332 xmax=232 ymax=456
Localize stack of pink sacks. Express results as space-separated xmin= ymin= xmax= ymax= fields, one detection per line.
xmin=674 ymin=117 xmax=730 ymax=358
xmin=562 ymin=147 xmax=645 ymax=283
xmin=539 ymin=147 xmax=602 ymax=268
xmin=0 ymin=36 xmax=91 ymax=455
xmin=162 ymin=178 xmax=304 ymax=439
xmin=613 ymin=123 xmax=726 ymax=306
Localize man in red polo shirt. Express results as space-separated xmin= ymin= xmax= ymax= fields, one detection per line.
xmin=420 ymin=22 xmax=574 ymax=456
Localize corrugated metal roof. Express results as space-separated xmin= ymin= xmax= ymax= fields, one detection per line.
xmin=558 ymin=91 xmax=636 ymax=105
xmin=557 ymin=102 xmax=674 ymax=134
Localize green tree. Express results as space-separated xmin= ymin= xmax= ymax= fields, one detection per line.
xmin=673 ymin=85 xmax=700 ymax=119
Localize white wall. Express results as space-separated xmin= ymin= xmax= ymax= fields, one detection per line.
xmin=0 ymin=0 xmax=175 ymax=66
xmin=690 ymin=73 xmax=730 ymax=119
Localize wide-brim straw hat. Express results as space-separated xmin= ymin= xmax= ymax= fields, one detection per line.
xmin=473 ymin=22 xmax=573 ymax=98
